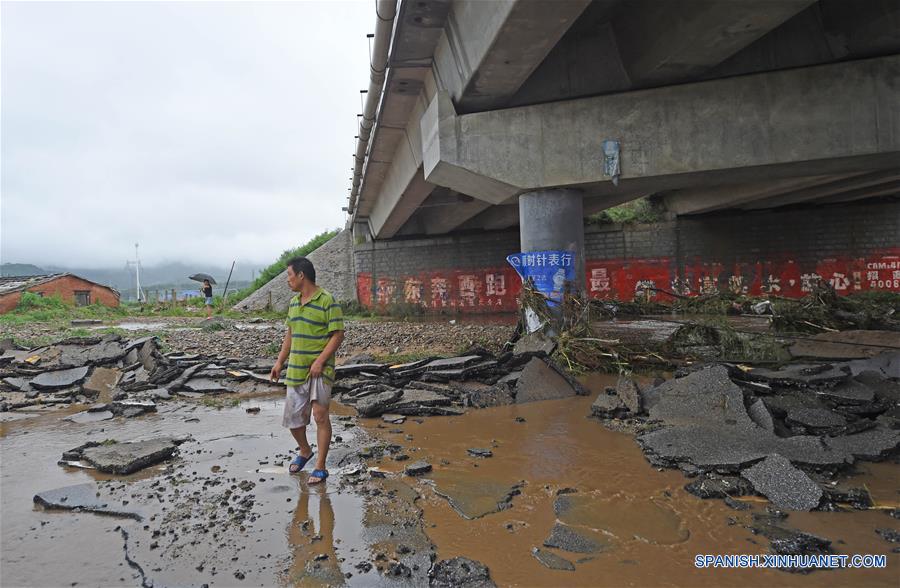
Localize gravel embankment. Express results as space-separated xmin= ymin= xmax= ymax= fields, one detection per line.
xmin=3 ymin=317 xmax=516 ymax=361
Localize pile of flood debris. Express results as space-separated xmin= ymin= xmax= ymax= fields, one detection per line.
xmin=0 ymin=334 xmax=283 ymax=417
xmin=333 ymin=345 xmax=587 ymax=419
xmin=591 ymin=352 xmax=900 ymax=514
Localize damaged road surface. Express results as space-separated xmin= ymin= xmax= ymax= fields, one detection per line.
xmin=2 ymin=335 xmax=898 ymax=586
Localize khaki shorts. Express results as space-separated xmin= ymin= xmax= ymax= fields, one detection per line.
xmin=282 ymin=377 xmax=332 ymax=429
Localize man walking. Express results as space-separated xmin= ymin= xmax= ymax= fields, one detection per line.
xmin=270 ymin=257 xmax=344 ymax=484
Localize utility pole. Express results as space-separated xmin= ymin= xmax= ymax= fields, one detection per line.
xmin=125 ymin=243 xmax=145 ymax=302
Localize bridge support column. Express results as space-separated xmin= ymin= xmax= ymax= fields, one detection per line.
xmin=518 ymin=188 xmax=585 ymax=294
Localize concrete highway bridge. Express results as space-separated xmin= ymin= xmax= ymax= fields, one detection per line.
xmin=340 ymin=0 xmax=899 ymax=307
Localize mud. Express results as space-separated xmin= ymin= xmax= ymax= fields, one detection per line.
xmin=2 ymin=373 xmax=898 ymax=587
xmin=357 ymin=384 xmax=899 ymax=587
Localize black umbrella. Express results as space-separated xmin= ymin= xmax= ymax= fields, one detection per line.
xmin=189 ymin=273 xmax=217 ymax=285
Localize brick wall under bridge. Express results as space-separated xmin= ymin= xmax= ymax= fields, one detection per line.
xmin=353 ymin=199 xmax=900 ymax=312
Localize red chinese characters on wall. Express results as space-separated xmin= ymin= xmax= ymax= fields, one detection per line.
xmin=583 ymin=249 xmax=900 ymax=301
xmin=356 ymin=267 xmax=520 ymax=312
xmin=357 ymin=248 xmax=900 ymax=312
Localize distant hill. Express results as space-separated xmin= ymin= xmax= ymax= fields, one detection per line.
xmin=0 ymin=263 xmax=47 ymax=276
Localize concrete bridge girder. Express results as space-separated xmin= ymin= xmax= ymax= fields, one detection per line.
xmin=815 ymin=180 xmax=900 ymax=205
xmin=421 ymin=55 xmax=900 ymax=209
xmin=662 ymin=173 xmax=866 ymax=215
xmin=433 ymin=0 xmax=592 ymax=113
xmin=614 ymin=0 xmax=815 ymax=86
xmin=741 ymin=169 xmax=900 ymax=210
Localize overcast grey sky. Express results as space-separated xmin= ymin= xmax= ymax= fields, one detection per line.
xmin=1 ymin=0 xmax=370 ymax=268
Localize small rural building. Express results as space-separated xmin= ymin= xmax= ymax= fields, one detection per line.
xmin=0 ymin=274 xmax=120 ymax=314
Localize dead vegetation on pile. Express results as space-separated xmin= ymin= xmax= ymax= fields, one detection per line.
xmin=516 ymin=281 xmax=899 ymax=374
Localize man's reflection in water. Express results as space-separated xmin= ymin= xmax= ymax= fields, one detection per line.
xmin=286 ymin=483 xmax=344 ymax=586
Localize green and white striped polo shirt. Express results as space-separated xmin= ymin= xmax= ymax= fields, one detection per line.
xmin=285 ymin=288 xmax=344 ymax=385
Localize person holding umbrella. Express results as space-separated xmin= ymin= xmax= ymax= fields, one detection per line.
xmin=189 ymin=273 xmax=217 ymax=319
xmin=202 ymin=279 xmax=214 ymax=319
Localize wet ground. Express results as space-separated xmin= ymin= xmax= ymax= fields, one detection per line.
xmin=2 ymin=369 xmax=898 ymax=587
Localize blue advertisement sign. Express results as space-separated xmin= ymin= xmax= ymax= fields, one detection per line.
xmin=506 ymin=250 xmax=576 ymax=305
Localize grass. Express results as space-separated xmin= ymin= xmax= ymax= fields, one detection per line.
xmin=0 ymin=292 xmax=130 ymax=326
xmin=0 ymin=290 xmax=288 ymax=331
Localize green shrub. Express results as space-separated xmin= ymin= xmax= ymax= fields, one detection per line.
xmin=588 ymin=197 xmax=665 ymax=225
xmin=16 ymin=291 xmax=67 ymax=311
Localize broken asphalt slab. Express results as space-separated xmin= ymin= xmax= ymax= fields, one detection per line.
xmin=554 ymin=494 xmax=688 ymax=545
xmin=66 ymin=437 xmax=184 ymax=475
xmin=786 ymin=408 xmax=847 ymax=429
xmin=429 ymin=557 xmax=497 ymax=588
xmin=33 ymin=483 xmax=142 ymax=520
xmin=183 ymin=377 xmax=229 ymax=393
xmin=591 ymin=391 xmax=625 ymax=417
xmin=543 ymin=523 xmax=609 ymax=554
xmin=823 ymin=426 xmax=900 ymax=460
xmin=428 ymin=473 xmax=523 ymax=519
xmin=65 ymin=410 xmax=115 ymax=424
xmin=512 ymin=331 xmax=557 ymax=357
xmin=463 ymin=383 xmax=513 ymax=408
xmin=790 ymin=331 xmax=900 ymax=360
xmin=741 ymin=455 xmax=823 ymax=511
xmin=356 ymin=389 xmax=404 ymax=417
xmin=515 ymin=358 xmax=577 ymax=404
xmin=29 ymin=366 xmax=90 ymax=390
xmin=647 ymin=366 xmax=755 ymax=428
xmin=424 ymin=356 xmax=484 ymax=371
xmin=58 ymin=340 xmax=127 ymax=366
xmin=616 ymin=376 xmax=642 ymax=414
xmin=638 ymin=425 xmax=851 ymax=469
xmin=746 ymin=363 xmax=850 ymax=387
xmin=405 ymin=461 xmax=432 ymax=476
xmin=818 ymin=380 xmax=877 ymax=404
xmin=748 ymin=399 xmax=774 ymax=432
xmin=846 ymin=352 xmax=900 ymax=379
xmin=750 ymin=513 xmax=834 ymax=572
xmin=530 ymin=547 xmax=575 ymax=571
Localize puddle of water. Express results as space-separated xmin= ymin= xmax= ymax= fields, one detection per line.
xmin=0 ymin=396 xmax=374 ymax=587
xmin=360 ymin=396 xmax=900 ymax=587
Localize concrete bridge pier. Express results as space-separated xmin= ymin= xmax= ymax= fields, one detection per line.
xmin=518 ymin=188 xmax=586 ymax=294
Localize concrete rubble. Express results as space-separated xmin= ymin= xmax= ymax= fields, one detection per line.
xmin=60 ymin=436 xmax=187 ymax=474
xmin=33 ymin=482 xmax=143 ymax=520
xmin=429 ymin=557 xmax=497 ymax=588
xmin=334 ymin=348 xmax=584 ymax=419
xmin=0 ymin=334 xmax=283 ymax=414
xmin=543 ymin=523 xmax=607 ymax=554
xmin=530 ymin=547 xmax=575 ymax=571
xmin=588 ymin=353 xmax=900 ymax=515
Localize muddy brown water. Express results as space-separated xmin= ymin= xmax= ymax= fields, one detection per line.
xmin=359 ymin=375 xmax=899 ymax=587
xmin=2 ymin=377 xmax=898 ymax=587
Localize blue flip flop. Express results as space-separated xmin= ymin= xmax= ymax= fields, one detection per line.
xmin=308 ymin=469 xmax=329 ymax=484
xmin=289 ymin=452 xmax=314 ymax=474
